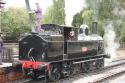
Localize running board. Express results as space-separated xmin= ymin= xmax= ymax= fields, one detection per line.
xmin=73 ymin=58 xmax=103 ymax=64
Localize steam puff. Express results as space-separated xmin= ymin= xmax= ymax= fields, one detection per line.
xmin=103 ymin=21 xmax=119 ymax=60
xmin=64 ymin=0 xmax=86 ymax=26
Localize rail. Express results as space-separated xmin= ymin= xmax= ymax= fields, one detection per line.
xmin=91 ymin=65 xmax=125 ymax=83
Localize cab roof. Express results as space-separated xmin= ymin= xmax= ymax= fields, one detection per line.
xmin=41 ymin=24 xmax=78 ymax=29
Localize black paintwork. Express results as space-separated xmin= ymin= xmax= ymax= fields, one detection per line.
xmin=19 ymin=24 xmax=105 ymax=62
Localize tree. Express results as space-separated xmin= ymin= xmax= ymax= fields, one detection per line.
xmin=42 ymin=0 xmax=65 ymax=25
xmin=72 ymin=7 xmax=93 ymax=28
xmin=72 ymin=0 xmax=125 ymax=39
xmin=121 ymin=0 xmax=125 ymax=8
xmin=72 ymin=10 xmax=83 ymax=27
xmin=1 ymin=7 xmax=30 ymax=42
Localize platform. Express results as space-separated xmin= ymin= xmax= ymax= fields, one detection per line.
xmin=0 ymin=63 xmax=12 ymax=68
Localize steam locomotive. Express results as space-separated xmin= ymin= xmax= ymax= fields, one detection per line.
xmin=19 ymin=24 xmax=108 ymax=81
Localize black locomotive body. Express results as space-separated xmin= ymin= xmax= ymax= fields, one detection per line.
xmin=19 ymin=24 xmax=107 ymax=81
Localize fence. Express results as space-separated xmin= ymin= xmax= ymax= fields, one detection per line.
xmin=119 ymin=42 xmax=125 ymax=49
xmin=2 ymin=48 xmax=13 ymax=62
xmin=2 ymin=43 xmax=18 ymax=63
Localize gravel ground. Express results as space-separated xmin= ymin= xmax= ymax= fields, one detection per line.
xmin=116 ymin=49 xmax=125 ymax=59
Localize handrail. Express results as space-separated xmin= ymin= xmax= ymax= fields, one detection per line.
xmin=27 ymin=48 xmax=35 ymax=62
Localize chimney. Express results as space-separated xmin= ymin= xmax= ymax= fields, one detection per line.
xmin=92 ymin=21 xmax=97 ymax=34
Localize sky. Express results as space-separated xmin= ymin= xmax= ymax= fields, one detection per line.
xmin=65 ymin=0 xmax=86 ymax=25
xmin=5 ymin=0 xmax=53 ymax=14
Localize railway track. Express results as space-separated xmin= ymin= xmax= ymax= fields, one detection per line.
xmin=89 ymin=65 xmax=125 ymax=83
xmin=55 ymin=60 xmax=125 ymax=83
xmin=14 ymin=59 xmax=125 ymax=83
xmin=90 ymin=68 xmax=125 ymax=83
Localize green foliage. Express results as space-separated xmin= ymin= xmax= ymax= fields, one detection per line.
xmin=82 ymin=8 xmax=93 ymax=28
xmin=98 ymin=0 xmax=116 ymax=20
xmin=42 ymin=0 xmax=65 ymax=25
xmin=1 ymin=0 xmax=125 ymax=42
xmin=1 ymin=0 xmax=65 ymax=41
xmin=121 ymin=33 xmax=125 ymax=42
xmin=72 ymin=8 xmax=93 ymax=28
xmin=121 ymin=0 xmax=125 ymax=8
xmin=72 ymin=0 xmax=125 ymax=41
xmin=97 ymin=20 xmax=104 ymax=36
xmin=1 ymin=7 xmax=30 ymax=42
xmin=94 ymin=0 xmax=116 ymax=36
xmin=72 ymin=11 xmax=83 ymax=27
xmin=116 ymin=21 xmax=125 ymax=40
